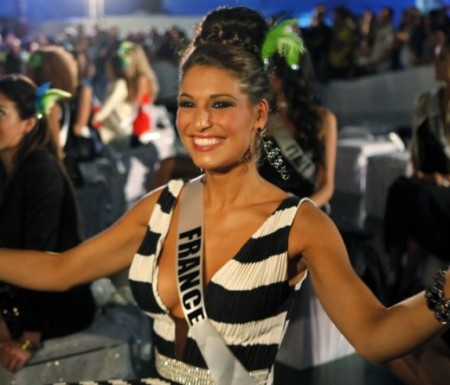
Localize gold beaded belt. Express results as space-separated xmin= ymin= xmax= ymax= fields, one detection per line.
xmin=155 ymin=350 xmax=269 ymax=385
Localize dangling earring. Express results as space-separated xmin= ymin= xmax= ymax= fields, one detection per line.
xmin=258 ymin=128 xmax=290 ymax=181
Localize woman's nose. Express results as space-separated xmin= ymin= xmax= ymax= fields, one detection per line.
xmin=194 ymin=108 xmax=212 ymax=131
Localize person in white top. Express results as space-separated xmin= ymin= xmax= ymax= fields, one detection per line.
xmin=92 ymin=54 xmax=133 ymax=150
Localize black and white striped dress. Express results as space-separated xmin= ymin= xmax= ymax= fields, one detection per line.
xmin=59 ymin=179 xmax=307 ymax=385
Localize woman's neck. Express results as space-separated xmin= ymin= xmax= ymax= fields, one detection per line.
xmin=202 ymin=166 xmax=268 ymax=211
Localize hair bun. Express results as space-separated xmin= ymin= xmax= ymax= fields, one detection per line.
xmin=193 ymin=7 xmax=268 ymax=58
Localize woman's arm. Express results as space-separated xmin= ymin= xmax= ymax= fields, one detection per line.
xmin=387 ymin=330 xmax=450 ymax=385
xmin=93 ymin=79 xmax=128 ymax=123
xmin=47 ymin=104 xmax=63 ymax=158
xmin=134 ymin=74 xmax=151 ymax=104
xmin=291 ymin=201 xmax=448 ymax=364
xmin=0 ymin=190 xmax=161 ymax=292
xmin=309 ymin=107 xmax=337 ymax=207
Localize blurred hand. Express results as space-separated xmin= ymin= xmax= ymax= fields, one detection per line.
xmin=432 ymin=172 xmax=450 ymax=187
xmin=411 ymin=170 xmax=430 ymax=182
xmin=0 ymin=340 xmax=34 ymax=373
xmin=91 ymin=119 xmax=103 ymax=129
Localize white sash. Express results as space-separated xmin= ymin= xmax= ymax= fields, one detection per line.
xmin=177 ymin=176 xmax=258 ymax=385
xmin=272 ymin=123 xmax=316 ymax=182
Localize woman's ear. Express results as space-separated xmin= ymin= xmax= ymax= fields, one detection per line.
xmin=254 ymin=99 xmax=269 ymax=131
xmin=24 ymin=116 xmax=37 ymax=134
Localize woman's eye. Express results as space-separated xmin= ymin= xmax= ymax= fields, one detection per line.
xmin=178 ymin=100 xmax=194 ymax=108
xmin=213 ymin=101 xmax=233 ymax=109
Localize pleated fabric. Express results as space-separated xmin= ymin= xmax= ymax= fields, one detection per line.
xmin=128 ymin=179 xmax=306 ymax=384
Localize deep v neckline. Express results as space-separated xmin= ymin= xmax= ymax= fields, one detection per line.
xmin=153 ymin=184 xmax=293 ymax=313
xmin=203 ymin=197 xmax=292 ymax=288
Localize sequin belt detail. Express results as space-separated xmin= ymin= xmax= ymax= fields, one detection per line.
xmin=155 ymin=350 xmax=269 ymax=385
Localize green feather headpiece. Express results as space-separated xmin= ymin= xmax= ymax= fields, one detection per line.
xmin=117 ymin=41 xmax=134 ymax=69
xmin=261 ymin=19 xmax=306 ymax=70
xmin=28 ymin=53 xmax=44 ymax=69
xmin=35 ymin=82 xmax=71 ymax=119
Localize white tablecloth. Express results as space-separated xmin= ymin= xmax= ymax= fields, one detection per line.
xmin=365 ymin=151 xmax=410 ymax=218
xmin=335 ymin=138 xmax=400 ymax=195
xmin=276 ymin=275 xmax=355 ymax=370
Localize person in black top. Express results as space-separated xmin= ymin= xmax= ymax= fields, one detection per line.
xmin=0 ymin=74 xmax=96 ymax=373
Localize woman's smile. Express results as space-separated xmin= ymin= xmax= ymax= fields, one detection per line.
xmin=192 ymin=135 xmax=225 ymax=151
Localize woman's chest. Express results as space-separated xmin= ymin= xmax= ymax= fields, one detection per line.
xmin=155 ymin=212 xmax=292 ymax=318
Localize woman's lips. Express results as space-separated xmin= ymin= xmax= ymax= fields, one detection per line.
xmin=192 ymin=136 xmax=224 ymax=151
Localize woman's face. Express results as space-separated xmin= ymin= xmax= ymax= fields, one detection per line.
xmin=0 ymin=92 xmax=33 ymax=156
xmin=176 ymin=65 xmax=267 ymax=173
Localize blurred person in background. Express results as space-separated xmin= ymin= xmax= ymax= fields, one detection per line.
xmin=92 ymin=53 xmax=133 ymax=151
xmin=26 ymin=45 xmax=78 ymax=158
xmin=0 ymin=74 xmax=95 ymax=373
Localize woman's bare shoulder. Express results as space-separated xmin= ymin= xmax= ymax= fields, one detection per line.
xmin=128 ymin=179 xmax=185 ymax=222
xmin=317 ymin=106 xmax=337 ymax=127
xmin=316 ymin=105 xmax=335 ymax=119
xmin=289 ymin=199 xmax=343 ymax=258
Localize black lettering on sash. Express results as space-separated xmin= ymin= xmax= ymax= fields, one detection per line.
xmin=180 ymin=227 xmax=202 ymax=242
xmin=178 ymin=225 xmax=205 ymax=324
xmin=188 ymin=307 xmax=205 ymax=324
xmin=178 ymin=227 xmax=202 ymax=258
xmin=179 ymin=256 xmax=201 ymax=276
xmin=285 ymin=144 xmax=305 ymax=167
xmin=285 ymin=143 xmax=300 ymax=158
xmin=182 ymin=287 xmax=201 ymax=310
xmin=292 ymin=155 xmax=304 ymax=168
xmin=179 ymin=269 xmax=200 ymax=292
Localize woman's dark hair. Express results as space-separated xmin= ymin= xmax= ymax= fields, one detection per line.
xmin=180 ymin=7 xmax=274 ymax=107
xmin=0 ymin=74 xmax=59 ymax=172
xmin=271 ymin=54 xmax=324 ymax=166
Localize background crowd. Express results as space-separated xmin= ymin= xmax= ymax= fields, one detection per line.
xmin=0 ymin=3 xmax=449 ymax=94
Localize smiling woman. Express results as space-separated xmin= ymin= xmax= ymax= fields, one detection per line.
xmin=0 ymin=6 xmax=447 ymax=385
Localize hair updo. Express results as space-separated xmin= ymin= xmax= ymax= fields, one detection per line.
xmin=0 ymin=74 xmax=58 ymax=164
xmin=180 ymin=6 xmax=274 ymax=107
xmin=192 ymin=7 xmax=267 ymax=58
